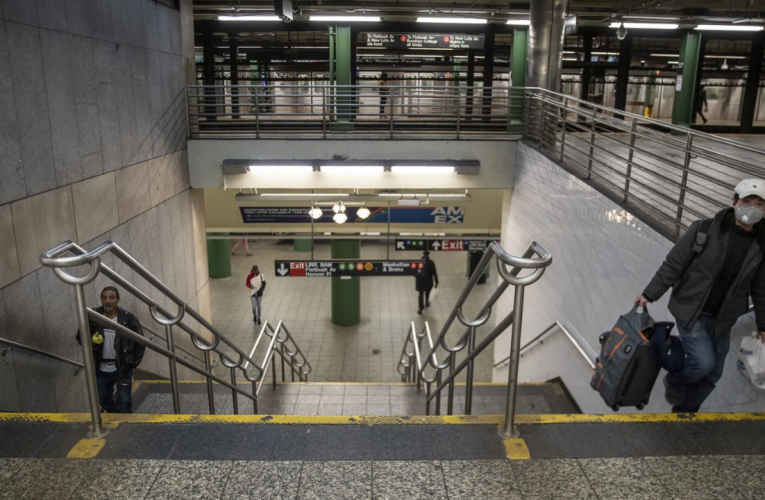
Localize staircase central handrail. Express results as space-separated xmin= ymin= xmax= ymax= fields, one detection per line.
xmin=0 ymin=337 xmax=84 ymax=370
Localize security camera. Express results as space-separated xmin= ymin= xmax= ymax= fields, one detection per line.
xmin=616 ymin=22 xmax=628 ymax=40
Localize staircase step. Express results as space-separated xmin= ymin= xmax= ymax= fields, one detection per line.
xmin=132 ymin=380 xmax=579 ymax=416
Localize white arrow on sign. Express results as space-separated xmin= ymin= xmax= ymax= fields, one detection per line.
xmin=396 ymin=241 xmax=405 ymax=250
xmin=431 ymin=241 xmax=441 ymax=251
xmin=277 ymin=263 xmax=288 ymax=276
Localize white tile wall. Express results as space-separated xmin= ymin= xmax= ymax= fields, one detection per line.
xmin=493 ymin=142 xmax=765 ymax=413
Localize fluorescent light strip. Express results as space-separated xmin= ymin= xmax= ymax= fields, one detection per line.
xmin=696 ymin=25 xmax=764 ymax=31
xmin=609 ymin=22 xmax=679 ymax=29
xmin=260 ymin=193 xmax=350 ymax=197
xmin=650 ymin=53 xmax=679 ymax=57
xmin=248 ymin=166 xmax=313 ymax=174
xmin=320 ymin=166 xmax=384 ymax=173
xmin=668 ymin=61 xmax=679 ymax=64
xmin=592 ymin=52 xmax=618 ymax=55
xmin=417 ymin=17 xmax=487 ymax=24
xmin=218 ymin=15 xmax=281 ymax=21
xmin=705 ymin=55 xmax=747 ymax=59
xmin=310 ymin=15 xmax=381 ymax=22
xmin=624 ymin=15 xmax=680 ymax=20
xmin=506 ymin=20 xmax=530 ymax=25
xmin=390 ymin=166 xmax=456 ymax=174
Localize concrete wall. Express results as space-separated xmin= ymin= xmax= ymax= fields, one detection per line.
xmin=188 ymin=139 xmax=517 ymax=190
xmin=493 ymin=143 xmax=765 ymax=413
xmin=203 ymin=188 xmax=505 ymax=235
xmin=0 ymin=0 xmax=211 ymax=412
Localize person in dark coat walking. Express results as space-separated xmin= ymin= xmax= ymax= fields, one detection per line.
xmin=415 ymin=251 xmax=439 ymax=315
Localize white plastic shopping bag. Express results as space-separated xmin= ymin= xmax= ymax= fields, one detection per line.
xmin=737 ymin=334 xmax=765 ymax=389
xmin=429 ymin=287 xmax=438 ymax=303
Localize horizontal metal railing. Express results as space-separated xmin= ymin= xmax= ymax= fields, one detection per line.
xmin=397 ymin=241 xmax=552 ymax=438
xmin=0 ymin=337 xmax=84 ymax=371
xmin=187 ymin=84 xmax=523 ymax=139
xmin=523 ymin=87 xmax=765 ymax=238
xmin=40 ymin=240 xmax=311 ymax=437
xmin=494 ymin=322 xmax=597 ymax=370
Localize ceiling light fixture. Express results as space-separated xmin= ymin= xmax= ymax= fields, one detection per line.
xmin=721 ymin=59 xmax=729 ymax=70
xmin=247 ymin=165 xmax=313 ymax=174
xmin=506 ymin=19 xmax=530 ymax=25
xmin=319 ymin=166 xmax=385 ymax=173
xmin=333 ymin=212 xmax=348 ymax=224
xmin=390 ymin=166 xmax=456 ymax=174
xmin=309 ymin=15 xmax=381 ymax=22
xmin=332 ymin=201 xmax=346 ymax=214
xmin=357 ymin=205 xmax=371 ymax=219
xmin=308 ymin=206 xmax=323 ymax=219
xmin=417 ymin=17 xmax=487 ymax=24
xmin=218 ymin=15 xmax=281 ymax=21
xmin=650 ymin=53 xmax=680 ymax=57
xmin=609 ymin=22 xmax=678 ymax=29
xmin=695 ymin=24 xmax=764 ymax=31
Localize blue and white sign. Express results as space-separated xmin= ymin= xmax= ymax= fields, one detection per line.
xmin=240 ymin=206 xmax=464 ymax=224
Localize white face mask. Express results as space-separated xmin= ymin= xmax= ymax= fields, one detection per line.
xmin=735 ymin=205 xmax=765 ymax=225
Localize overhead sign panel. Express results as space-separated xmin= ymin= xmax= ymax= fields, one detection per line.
xmin=395 ymin=239 xmax=497 ymax=252
xmin=275 ymin=260 xmax=424 ymax=277
xmin=365 ymin=33 xmax=484 ymax=50
xmin=240 ymin=206 xmax=464 ymax=224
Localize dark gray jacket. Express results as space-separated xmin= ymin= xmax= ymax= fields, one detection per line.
xmin=643 ymin=208 xmax=765 ymax=337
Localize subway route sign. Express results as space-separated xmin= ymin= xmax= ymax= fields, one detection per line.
xmin=395 ymin=239 xmax=497 ymax=252
xmin=365 ymin=33 xmax=484 ymax=50
xmin=274 ymin=260 xmax=425 ymax=277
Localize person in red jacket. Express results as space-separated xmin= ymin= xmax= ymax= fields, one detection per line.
xmin=246 ymin=265 xmax=267 ymax=324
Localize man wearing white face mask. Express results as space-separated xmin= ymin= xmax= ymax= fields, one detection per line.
xmin=636 ymin=179 xmax=765 ymax=413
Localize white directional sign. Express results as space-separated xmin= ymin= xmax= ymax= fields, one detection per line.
xmin=274 ymin=260 xmax=424 ymax=277
xmin=395 ymin=239 xmax=497 ymax=252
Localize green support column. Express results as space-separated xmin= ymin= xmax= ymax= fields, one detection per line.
xmin=672 ymin=32 xmax=702 ymax=132
xmin=207 ymin=233 xmax=232 ymax=279
xmin=509 ymin=28 xmax=528 ymax=133
xmin=335 ymin=26 xmax=353 ymax=129
xmin=331 ymin=240 xmax=360 ymax=326
xmin=294 ymin=239 xmax=313 ymax=252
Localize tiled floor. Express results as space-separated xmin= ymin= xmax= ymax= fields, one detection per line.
xmin=211 ymin=240 xmax=500 ymax=383
xmin=132 ymin=382 xmax=577 ymax=417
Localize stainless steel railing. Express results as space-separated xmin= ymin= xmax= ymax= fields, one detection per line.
xmin=523 ymin=87 xmax=765 ymax=238
xmin=397 ymin=241 xmax=552 ymax=438
xmin=0 ymin=337 xmax=84 ymax=373
xmin=187 ymin=84 xmax=523 ymax=139
xmin=494 ymin=321 xmax=597 ymax=370
xmin=40 ymin=240 xmax=310 ymax=437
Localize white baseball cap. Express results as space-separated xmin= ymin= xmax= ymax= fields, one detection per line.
xmin=735 ymin=179 xmax=765 ymax=201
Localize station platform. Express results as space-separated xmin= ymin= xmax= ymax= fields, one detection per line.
xmin=1 ymin=411 xmax=764 ymax=499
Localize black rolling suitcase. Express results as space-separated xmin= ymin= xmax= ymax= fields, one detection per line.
xmin=591 ymin=305 xmax=670 ymax=411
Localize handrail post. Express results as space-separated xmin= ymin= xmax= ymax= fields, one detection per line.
xmin=165 ymin=324 xmax=181 ymax=414
xmin=272 ymin=350 xmax=278 ymax=389
xmin=425 ymin=382 xmax=432 ymax=415
xmin=559 ymin=97 xmax=568 ymax=161
xmin=254 ymin=87 xmax=260 ymax=139
xmin=389 ymin=89 xmax=394 ymax=139
xmin=587 ymin=105 xmax=598 ymax=179
xmin=447 ymin=352 xmax=456 ymax=415
xmin=252 ymin=381 xmax=258 ymax=414
xmin=624 ymin=118 xmax=639 ymax=203
xmin=280 ymin=344 xmax=286 ymax=382
xmin=204 ymin=351 xmax=215 ymax=415
xmin=322 ymin=86 xmax=327 ymax=138
xmin=464 ymin=326 xmax=477 ymax=415
xmin=675 ymin=133 xmax=694 ymax=236
xmin=74 ymin=284 xmax=109 ymax=438
xmin=230 ymin=367 xmax=239 ymax=415
xmin=435 ymin=369 xmax=442 ymax=415
xmin=501 ymin=284 xmax=526 ymax=438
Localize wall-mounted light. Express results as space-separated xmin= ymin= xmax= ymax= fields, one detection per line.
xmin=310 ymin=15 xmax=381 ymax=22
xmin=416 ymin=17 xmax=487 ymax=24
xmin=506 ymin=19 xmax=530 ymax=25
xmin=224 ymin=159 xmax=480 ymax=175
xmin=308 ymin=206 xmax=323 ymax=219
xmin=218 ymin=15 xmax=281 ymax=21
xmin=695 ymin=24 xmax=764 ymax=31
xmin=390 ymin=166 xmax=455 ymax=174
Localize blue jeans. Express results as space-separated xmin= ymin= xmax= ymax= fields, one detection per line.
xmin=251 ymin=294 xmax=263 ymax=320
xmin=96 ymin=368 xmax=133 ymax=413
xmin=666 ymin=314 xmax=730 ymax=412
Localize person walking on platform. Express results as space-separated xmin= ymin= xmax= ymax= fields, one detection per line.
xmin=247 ymin=265 xmax=267 ymax=324
xmin=415 ymin=251 xmax=439 ymax=315
xmin=75 ymin=287 xmax=145 ymax=413
xmin=378 ymin=72 xmax=390 ymax=117
xmin=636 ymin=179 xmax=765 ymax=413
xmin=696 ymin=85 xmax=709 ymax=124
xmin=231 ymin=237 xmax=252 ymax=256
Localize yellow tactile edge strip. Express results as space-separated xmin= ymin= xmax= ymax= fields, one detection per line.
xmin=2 ymin=412 xmax=765 ymax=426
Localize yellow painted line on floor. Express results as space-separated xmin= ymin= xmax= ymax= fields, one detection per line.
xmin=66 ymin=438 xmax=106 ymax=459
xmin=504 ymin=438 xmax=530 ymax=460
xmin=131 ymin=380 xmax=143 ymax=393
xmin=3 ymin=411 xmax=765 ymax=426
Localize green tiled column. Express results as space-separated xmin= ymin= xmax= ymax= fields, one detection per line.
xmin=335 ymin=26 xmax=353 ymax=130
xmin=332 ymin=240 xmax=360 ymax=326
xmin=294 ymin=239 xmax=313 ymax=252
xmin=672 ymin=32 xmax=702 ymax=132
xmin=509 ymin=28 xmax=528 ymax=133
xmin=206 ymin=233 xmax=231 ymax=279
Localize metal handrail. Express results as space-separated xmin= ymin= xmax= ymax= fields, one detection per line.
xmin=397 ymin=240 xmax=552 ymax=438
xmin=39 ymin=240 xmax=311 ymax=437
xmin=0 ymin=337 xmax=84 ymax=371
xmin=494 ymin=321 xmax=597 ymax=370
xmin=523 ymin=88 xmax=765 ymax=238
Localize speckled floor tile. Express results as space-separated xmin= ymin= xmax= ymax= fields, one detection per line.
xmin=298 ymin=461 xmax=371 ymax=500
xmin=135 ymin=393 xmax=175 ymax=414
xmin=0 ymin=458 xmax=93 ymax=500
xmin=442 ymin=460 xmax=521 ymax=500
xmin=514 ymin=395 xmax=552 ymax=414
xmin=0 ymin=458 xmax=27 ymax=486
xmin=579 ymin=458 xmax=670 ymax=499
xmin=70 ymin=460 xmax=163 ymax=500
xmin=222 ymin=461 xmax=301 ymax=500
xmin=144 ymin=460 xmax=233 ymax=499
xmin=644 ymin=456 xmax=740 ymax=500
xmin=510 ymin=458 xmax=597 ymax=499
xmin=372 ymin=461 xmax=446 ymax=499
xmin=715 ymin=455 xmax=765 ymax=500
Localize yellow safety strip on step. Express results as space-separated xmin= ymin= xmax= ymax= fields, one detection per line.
xmin=131 ymin=380 xmax=142 ymax=393
xmin=66 ymin=438 xmax=105 ymax=459
xmin=504 ymin=438 xmax=530 ymax=460
xmin=2 ymin=412 xmax=765 ymax=426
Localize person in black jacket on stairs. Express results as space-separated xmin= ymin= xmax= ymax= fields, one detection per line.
xmin=416 ymin=251 xmax=439 ymax=315
xmin=75 ymin=287 xmax=145 ymax=413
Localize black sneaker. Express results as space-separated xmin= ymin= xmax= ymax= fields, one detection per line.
xmin=417 ymin=309 xmax=422 ymax=315
xmin=258 ymin=319 xmax=262 ymax=325
xmin=663 ymin=374 xmax=684 ymax=407
xmin=426 ymin=302 xmax=431 ymax=308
